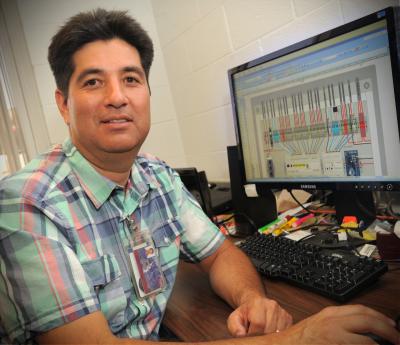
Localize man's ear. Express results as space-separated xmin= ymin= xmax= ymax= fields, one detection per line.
xmin=55 ymin=89 xmax=70 ymax=125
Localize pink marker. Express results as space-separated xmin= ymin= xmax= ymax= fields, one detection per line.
xmin=292 ymin=213 xmax=314 ymax=228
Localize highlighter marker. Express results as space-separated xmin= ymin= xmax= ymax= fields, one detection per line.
xmin=285 ymin=217 xmax=298 ymax=228
xmin=259 ymin=217 xmax=286 ymax=234
xmin=292 ymin=213 xmax=314 ymax=228
xmin=258 ymin=218 xmax=280 ymax=233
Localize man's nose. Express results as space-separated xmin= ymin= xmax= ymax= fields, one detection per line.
xmin=105 ymin=80 xmax=128 ymax=108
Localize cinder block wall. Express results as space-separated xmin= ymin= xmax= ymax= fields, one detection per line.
xmin=16 ymin=0 xmax=400 ymax=180
xmin=151 ymin=0 xmax=399 ymax=181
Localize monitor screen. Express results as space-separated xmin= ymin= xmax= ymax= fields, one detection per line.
xmin=228 ymin=7 xmax=400 ymax=192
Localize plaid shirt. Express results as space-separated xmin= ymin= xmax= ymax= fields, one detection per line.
xmin=0 ymin=139 xmax=225 ymax=344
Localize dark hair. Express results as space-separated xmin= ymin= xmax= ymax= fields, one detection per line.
xmin=48 ymin=8 xmax=154 ymax=97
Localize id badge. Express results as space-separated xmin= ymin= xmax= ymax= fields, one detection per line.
xmin=128 ymin=242 xmax=166 ymax=298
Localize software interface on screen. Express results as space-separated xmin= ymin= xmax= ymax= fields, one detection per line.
xmin=233 ymin=19 xmax=400 ymax=183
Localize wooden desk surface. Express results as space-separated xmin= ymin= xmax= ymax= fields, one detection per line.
xmin=163 ymin=260 xmax=400 ymax=342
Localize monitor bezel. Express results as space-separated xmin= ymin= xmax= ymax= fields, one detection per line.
xmin=228 ymin=7 xmax=400 ymax=192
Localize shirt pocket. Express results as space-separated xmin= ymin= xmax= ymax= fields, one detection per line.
xmin=151 ymin=218 xmax=181 ymax=287
xmin=82 ymin=254 xmax=127 ymax=330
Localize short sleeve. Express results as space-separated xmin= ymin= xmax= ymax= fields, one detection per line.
xmin=0 ymin=199 xmax=99 ymax=344
xmin=170 ymin=170 xmax=226 ymax=262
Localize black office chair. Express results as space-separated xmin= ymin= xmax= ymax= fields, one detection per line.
xmin=174 ymin=167 xmax=213 ymax=218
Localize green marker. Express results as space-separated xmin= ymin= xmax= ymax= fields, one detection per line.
xmin=258 ymin=218 xmax=281 ymax=233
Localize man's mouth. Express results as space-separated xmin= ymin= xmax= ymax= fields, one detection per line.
xmin=106 ymin=119 xmax=129 ymax=123
xmin=101 ymin=116 xmax=132 ymax=124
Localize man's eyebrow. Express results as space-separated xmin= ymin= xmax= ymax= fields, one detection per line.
xmin=75 ymin=66 xmax=146 ymax=83
xmin=123 ymin=66 xmax=146 ymax=78
xmin=76 ymin=68 xmax=103 ymax=83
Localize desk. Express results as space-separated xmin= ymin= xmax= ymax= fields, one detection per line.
xmin=163 ymin=260 xmax=400 ymax=342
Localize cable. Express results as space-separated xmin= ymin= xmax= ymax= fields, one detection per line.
xmin=354 ymin=193 xmax=376 ymax=219
xmin=215 ymin=211 xmax=258 ymax=236
xmin=287 ymin=189 xmax=314 ymax=214
xmin=375 ymin=215 xmax=400 ymax=221
xmin=311 ymin=208 xmax=336 ymax=215
xmin=234 ymin=212 xmax=258 ymax=232
xmin=388 ymin=265 xmax=400 ymax=271
xmin=343 ymin=228 xmax=361 ymax=256
xmin=388 ymin=198 xmax=400 ymax=218
xmin=214 ymin=214 xmax=235 ymax=226
xmin=297 ymin=233 xmax=317 ymax=242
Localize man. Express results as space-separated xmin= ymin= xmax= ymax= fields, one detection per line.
xmin=0 ymin=8 xmax=398 ymax=345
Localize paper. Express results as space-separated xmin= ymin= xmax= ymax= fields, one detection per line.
xmin=279 ymin=202 xmax=313 ymax=219
xmin=338 ymin=232 xmax=347 ymax=241
xmin=285 ymin=230 xmax=312 ymax=242
xmin=394 ymin=221 xmax=400 ymax=239
xmin=358 ymin=244 xmax=376 ymax=257
xmin=244 ymin=184 xmax=258 ymax=197
xmin=276 ymin=189 xmax=311 ymax=213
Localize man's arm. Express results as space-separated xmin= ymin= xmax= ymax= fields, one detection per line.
xmin=197 ymin=239 xmax=292 ymax=336
xmin=36 ymin=305 xmax=400 ymax=345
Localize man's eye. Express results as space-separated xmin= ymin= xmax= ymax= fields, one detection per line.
xmin=84 ymin=79 xmax=99 ymax=87
xmin=125 ymin=76 xmax=138 ymax=84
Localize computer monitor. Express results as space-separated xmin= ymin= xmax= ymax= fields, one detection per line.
xmin=228 ymin=7 xmax=400 ymax=223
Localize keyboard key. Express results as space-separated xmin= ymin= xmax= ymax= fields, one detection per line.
xmin=239 ymin=233 xmax=388 ymax=302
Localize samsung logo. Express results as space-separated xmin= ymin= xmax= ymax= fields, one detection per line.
xmin=300 ymin=184 xmax=317 ymax=189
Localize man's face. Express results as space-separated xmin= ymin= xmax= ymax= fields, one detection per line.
xmin=56 ymin=38 xmax=151 ymax=162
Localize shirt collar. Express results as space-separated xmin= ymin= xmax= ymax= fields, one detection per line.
xmin=62 ymin=138 xmax=160 ymax=209
xmin=63 ymin=138 xmax=116 ymax=208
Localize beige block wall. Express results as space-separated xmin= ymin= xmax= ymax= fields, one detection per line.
xmin=151 ymin=0 xmax=400 ymax=181
xmin=15 ymin=0 xmax=400 ymax=181
xmin=16 ymin=0 xmax=186 ymax=168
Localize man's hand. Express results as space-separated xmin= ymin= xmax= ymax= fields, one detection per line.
xmin=199 ymin=240 xmax=293 ymax=337
xmin=227 ymin=296 xmax=293 ymax=337
xmin=269 ymin=305 xmax=400 ymax=345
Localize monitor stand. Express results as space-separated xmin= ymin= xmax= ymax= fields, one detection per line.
xmin=334 ymin=190 xmax=375 ymax=226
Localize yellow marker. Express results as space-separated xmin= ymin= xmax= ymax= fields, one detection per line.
xmin=285 ymin=217 xmax=298 ymax=228
xmin=272 ymin=228 xmax=285 ymax=236
xmin=272 ymin=218 xmax=297 ymax=236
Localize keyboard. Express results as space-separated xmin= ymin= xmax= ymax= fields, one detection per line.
xmin=238 ymin=232 xmax=388 ymax=302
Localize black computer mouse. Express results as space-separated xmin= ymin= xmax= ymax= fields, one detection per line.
xmin=364 ymin=314 xmax=400 ymax=345
xmin=365 ymin=333 xmax=394 ymax=345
